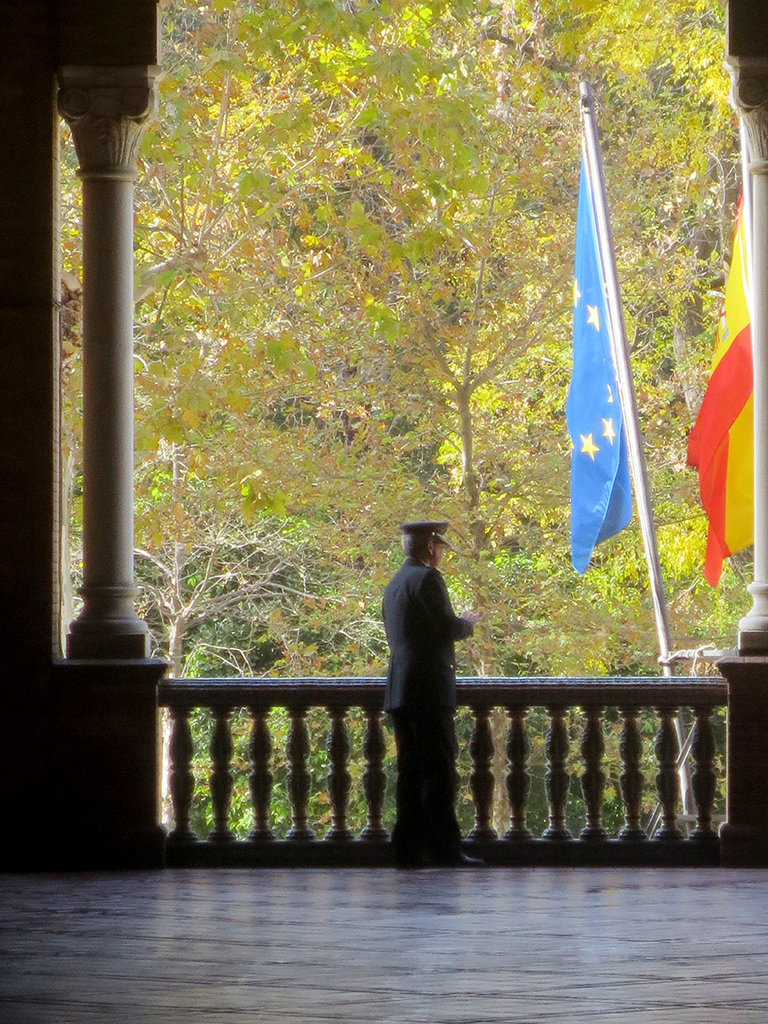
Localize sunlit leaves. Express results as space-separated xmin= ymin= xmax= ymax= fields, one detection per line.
xmin=56 ymin=0 xmax=749 ymax=677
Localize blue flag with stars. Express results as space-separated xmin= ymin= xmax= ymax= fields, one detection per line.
xmin=566 ymin=154 xmax=632 ymax=573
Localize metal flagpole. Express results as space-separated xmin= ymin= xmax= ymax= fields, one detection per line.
xmin=579 ymin=82 xmax=674 ymax=673
xmin=579 ymin=82 xmax=692 ymax=821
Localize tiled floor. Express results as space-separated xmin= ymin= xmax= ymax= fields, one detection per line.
xmin=2 ymin=867 xmax=767 ymax=1023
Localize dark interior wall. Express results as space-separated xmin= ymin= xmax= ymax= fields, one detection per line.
xmin=728 ymin=0 xmax=768 ymax=58
xmin=0 ymin=7 xmax=58 ymax=662
xmin=0 ymin=0 xmax=162 ymax=870
xmin=58 ymin=0 xmax=160 ymax=65
xmin=0 ymin=4 xmax=58 ymax=868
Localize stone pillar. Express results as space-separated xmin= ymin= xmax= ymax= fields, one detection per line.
xmin=58 ymin=66 xmax=159 ymax=659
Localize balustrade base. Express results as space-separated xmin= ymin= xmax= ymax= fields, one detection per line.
xmin=164 ymin=837 xmax=721 ymax=869
xmin=579 ymin=827 xmax=608 ymax=841
xmin=618 ymin=828 xmax=647 ymax=842
xmin=360 ymin=827 xmax=390 ymax=842
xmin=208 ymin=831 xmax=236 ymax=843
xmin=542 ymin=828 xmax=573 ymax=841
xmin=286 ymin=828 xmax=316 ymax=842
xmin=653 ymin=829 xmax=685 ymax=842
xmin=325 ymin=829 xmax=356 ymax=842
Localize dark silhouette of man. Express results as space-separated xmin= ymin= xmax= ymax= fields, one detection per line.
xmin=382 ymin=521 xmax=481 ymax=868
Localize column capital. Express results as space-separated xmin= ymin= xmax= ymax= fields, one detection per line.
xmin=57 ymin=65 xmax=160 ymax=180
xmin=726 ymin=55 xmax=768 ymax=171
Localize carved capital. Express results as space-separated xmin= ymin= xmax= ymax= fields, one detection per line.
xmin=727 ymin=56 xmax=768 ymax=173
xmin=58 ymin=66 xmax=160 ymax=180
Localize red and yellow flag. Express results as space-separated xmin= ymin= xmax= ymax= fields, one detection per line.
xmin=687 ymin=199 xmax=753 ymax=586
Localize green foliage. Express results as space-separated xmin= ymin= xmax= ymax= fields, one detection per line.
xmin=61 ymin=0 xmax=749 ymax=681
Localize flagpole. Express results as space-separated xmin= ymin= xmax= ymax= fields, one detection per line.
xmin=579 ymin=82 xmax=675 ymax=679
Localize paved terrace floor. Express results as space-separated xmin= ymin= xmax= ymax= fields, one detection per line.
xmin=2 ymin=867 xmax=768 ymax=1024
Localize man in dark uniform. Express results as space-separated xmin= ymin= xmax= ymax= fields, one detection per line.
xmin=382 ymin=521 xmax=481 ymax=868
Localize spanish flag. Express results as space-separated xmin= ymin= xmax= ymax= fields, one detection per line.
xmin=687 ymin=199 xmax=753 ymax=586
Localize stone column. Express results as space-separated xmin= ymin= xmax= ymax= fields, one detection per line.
xmin=58 ymin=66 xmax=159 ymax=659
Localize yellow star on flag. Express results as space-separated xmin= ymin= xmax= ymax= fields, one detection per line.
xmin=580 ymin=434 xmax=599 ymax=460
xmin=587 ymin=305 xmax=600 ymax=330
xmin=602 ymin=418 xmax=616 ymax=444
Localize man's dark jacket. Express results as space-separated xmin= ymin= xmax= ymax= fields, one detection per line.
xmin=382 ymin=558 xmax=474 ymax=711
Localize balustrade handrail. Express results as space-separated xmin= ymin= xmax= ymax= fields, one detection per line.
xmin=159 ymin=675 xmax=726 ymax=710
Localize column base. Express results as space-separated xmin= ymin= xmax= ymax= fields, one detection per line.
xmin=738 ymin=583 xmax=768 ymax=654
xmin=738 ymin=630 xmax=768 ymax=655
xmin=67 ymin=584 xmax=150 ymax=659
xmin=67 ymin=627 xmax=150 ymax=659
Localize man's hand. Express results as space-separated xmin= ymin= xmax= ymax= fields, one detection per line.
xmin=463 ymin=611 xmax=481 ymax=626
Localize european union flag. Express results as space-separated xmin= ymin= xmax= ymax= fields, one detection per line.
xmin=566 ymin=154 xmax=632 ymax=573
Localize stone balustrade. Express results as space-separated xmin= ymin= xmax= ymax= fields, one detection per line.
xmin=158 ymin=676 xmax=726 ymax=867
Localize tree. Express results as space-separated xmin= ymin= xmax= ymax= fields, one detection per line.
xmin=59 ymin=0 xmax=748 ymax=679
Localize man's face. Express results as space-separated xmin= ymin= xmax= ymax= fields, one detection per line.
xmin=426 ymin=539 xmax=448 ymax=568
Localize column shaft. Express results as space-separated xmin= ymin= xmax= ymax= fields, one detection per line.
xmin=752 ymin=172 xmax=768 ymax=585
xmin=738 ymin=170 xmax=768 ymax=650
xmin=59 ymin=66 xmax=158 ymax=659
xmin=81 ymin=177 xmax=136 ymax=590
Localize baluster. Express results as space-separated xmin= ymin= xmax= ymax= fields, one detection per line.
xmin=580 ymin=706 xmax=607 ymax=840
xmin=168 ymin=706 xmax=196 ymax=842
xmin=287 ymin=706 xmax=315 ymax=841
xmin=361 ymin=708 xmax=389 ymax=841
xmin=654 ymin=707 xmax=683 ymax=840
xmin=689 ymin=705 xmax=718 ymax=842
xmin=469 ymin=706 xmax=497 ymax=841
xmin=504 ymin=707 xmax=532 ymax=840
xmin=208 ymin=707 xmax=235 ymax=842
xmin=248 ymin=707 xmax=274 ymax=841
xmin=619 ymin=708 xmax=646 ymax=840
xmin=543 ymin=707 xmax=572 ymax=840
xmin=326 ymin=706 xmax=353 ymax=841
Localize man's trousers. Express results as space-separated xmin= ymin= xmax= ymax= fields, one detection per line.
xmin=389 ymin=706 xmax=462 ymax=864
